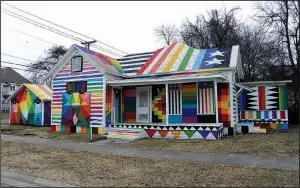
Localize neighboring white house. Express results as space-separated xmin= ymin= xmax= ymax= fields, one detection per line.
xmin=0 ymin=67 xmax=31 ymax=112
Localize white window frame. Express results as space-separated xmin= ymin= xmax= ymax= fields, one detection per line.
xmin=71 ymin=56 xmax=83 ymax=72
xmin=197 ymin=81 xmax=216 ymax=115
xmin=168 ymin=84 xmax=182 ymax=115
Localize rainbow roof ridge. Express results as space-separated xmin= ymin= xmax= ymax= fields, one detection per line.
xmin=75 ymin=45 xmax=125 ymax=75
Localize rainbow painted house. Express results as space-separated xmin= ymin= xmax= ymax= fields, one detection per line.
xmin=7 ymin=84 xmax=52 ymax=126
xmin=47 ymin=42 xmax=291 ymax=139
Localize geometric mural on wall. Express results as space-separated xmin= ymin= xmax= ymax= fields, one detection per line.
xmin=239 ymin=84 xmax=289 ymax=132
xmin=10 ymin=87 xmax=43 ymax=126
xmin=106 ymin=87 xmax=112 ymax=126
xmin=123 ymin=87 xmax=136 ymax=123
xmin=108 ymin=123 xmax=224 ymax=140
xmin=61 ymin=92 xmax=91 ymax=127
xmin=217 ymin=83 xmax=231 ymax=127
xmin=246 ymin=86 xmax=279 ymax=110
xmin=152 ymin=85 xmax=166 ymax=123
xmin=182 ymin=83 xmax=197 ymax=123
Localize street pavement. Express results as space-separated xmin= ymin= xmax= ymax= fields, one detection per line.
xmin=1 ymin=168 xmax=75 ymax=187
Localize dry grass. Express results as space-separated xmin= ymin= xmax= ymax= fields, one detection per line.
xmin=1 ymin=112 xmax=299 ymax=157
xmin=1 ymin=141 xmax=299 ymax=187
xmin=0 ymin=112 xmax=9 ymax=123
xmin=0 ymin=123 xmax=104 ymax=143
xmin=119 ymin=125 xmax=300 ymax=157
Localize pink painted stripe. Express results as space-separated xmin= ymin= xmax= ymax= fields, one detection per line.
xmin=149 ymin=43 xmax=177 ymax=74
xmin=137 ymin=48 xmax=163 ymax=75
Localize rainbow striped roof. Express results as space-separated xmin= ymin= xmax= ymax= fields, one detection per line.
xmin=7 ymin=84 xmax=52 ymax=102
xmin=24 ymin=84 xmax=52 ymax=100
xmin=76 ymin=45 xmax=125 ymax=75
xmin=133 ymin=42 xmax=239 ymax=75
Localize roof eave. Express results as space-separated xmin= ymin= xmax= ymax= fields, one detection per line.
xmin=239 ymin=80 xmax=293 ymax=86
xmin=108 ymin=74 xmax=228 ymax=87
xmin=127 ymin=67 xmax=235 ymax=78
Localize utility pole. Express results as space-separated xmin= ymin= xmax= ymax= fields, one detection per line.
xmin=81 ymin=40 xmax=97 ymax=50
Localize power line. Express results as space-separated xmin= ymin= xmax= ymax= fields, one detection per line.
xmin=1 ymin=60 xmax=32 ymax=68
xmin=1 ymin=53 xmax=37 ymax=63
xmin=1 ymin=9 xmax=123 ymax=57
xmin=1 ymin=8 xmax=85 ymax=43
xmin=2 ymin=2 xmax=128 ymax=55
xmin=1 ymin=25 xmax=56 ymax=45
xmin=1 ymin=66 xmax=34 ymax=72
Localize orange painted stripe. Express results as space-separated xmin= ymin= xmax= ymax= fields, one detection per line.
xmin=163 ymin=43 xmax=185 ymax=72
xmin=248 ymin=111 xmax=253 ymax=119
xmin=149 ymin=43 xmax=177 ymax=74
xmin=137 ymin=48 xmax=163 ymax=75
xmin=258 ymin=86 xmax=266 ymax=110
xmin=37 ymin=85 xmax=51 ymax=97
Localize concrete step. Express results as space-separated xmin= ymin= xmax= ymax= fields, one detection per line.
xmin=106 ymin=128 xmax=143 ymax=140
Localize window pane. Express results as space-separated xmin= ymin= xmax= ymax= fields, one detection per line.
xmin=139 ymin=114 xmax=148 ymax=121
xmin=139 ymin=90 xmax=148 ymax=107
xmin=71 ymin=56 xmax=83 ymax=72
xmin=66 ymin=82 xmax=76 ymax=93
xmin=76 ymin=81 xmax=87 ymax=93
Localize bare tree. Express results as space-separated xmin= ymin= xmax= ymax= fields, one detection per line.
xmin=27 ymin=45 xmax=67 ymax=84
xmin=180 ymin=6 xmax=241 ymax=49
xmin=254 ymin=0 xmax=300 ymax=120
xmin=154 ymin=24 xmax=179 ymax=45
xmin=239 ymin=25 xmax=286 ymax=81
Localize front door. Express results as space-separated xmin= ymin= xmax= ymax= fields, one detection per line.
xmin=137 ymin=87 xmax=151 ymax=123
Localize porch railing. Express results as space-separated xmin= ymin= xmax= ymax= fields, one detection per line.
xmin=105 ymin=107 xmax=116 ymax=126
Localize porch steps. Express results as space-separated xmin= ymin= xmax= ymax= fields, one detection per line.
xmin=106 ymin=128 xmax=144 ymax=140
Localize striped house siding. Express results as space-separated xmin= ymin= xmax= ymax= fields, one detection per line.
xmin=51 ymin=58 xmax=104 ymax=128
xmin=231 ymin=70 xmax=237 ymax=126
xmin=118 ymin=51 xmax=155 ymax=76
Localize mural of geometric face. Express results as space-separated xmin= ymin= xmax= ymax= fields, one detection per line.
xmin=10 ymin=87 xmax=42 ymax=125
xmin=61 ymin=92 xmax=91 ymax=127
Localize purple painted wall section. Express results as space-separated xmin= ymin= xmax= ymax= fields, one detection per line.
xmin=44 ymin=101 xmax=51 ymax=125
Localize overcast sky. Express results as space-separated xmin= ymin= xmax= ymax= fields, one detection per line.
xmin=1 ymin=1 xmax=256 ymax=77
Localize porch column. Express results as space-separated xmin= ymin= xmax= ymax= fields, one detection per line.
xmin=103 ymin=77 xmax=106 ymax=128
xmin=111 ymin=87 xmax=115 ymax=126
xmin=214 ymin=80 xmax=219 ymax=123
xmin=165 ymin=83 xmax=169 ymax=126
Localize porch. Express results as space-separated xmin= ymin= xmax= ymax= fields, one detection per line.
xmin=104 ymin=72 xmax=229 ymax=140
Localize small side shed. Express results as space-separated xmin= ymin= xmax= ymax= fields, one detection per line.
xmin=7 ymin=84 xmax=52 ymax=126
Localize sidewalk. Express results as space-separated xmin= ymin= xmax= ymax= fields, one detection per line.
xmin=1 ymin=168 xmax=75 ymax=187
xmin=1 ymin=134 xmax=299 ymax=171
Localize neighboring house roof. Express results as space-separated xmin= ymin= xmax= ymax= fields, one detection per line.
xmin=117 ymin=51 xmax=155 ymax=76
xmin=6 ymin=84 xmax=52 ymax=102
xmin=136 ymin=42 xmax=240 ymax=75
xmin=75 ymin=45 xmax=125 ymax=75
xmin=0 ymin=67 xmax=31 ymax=84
